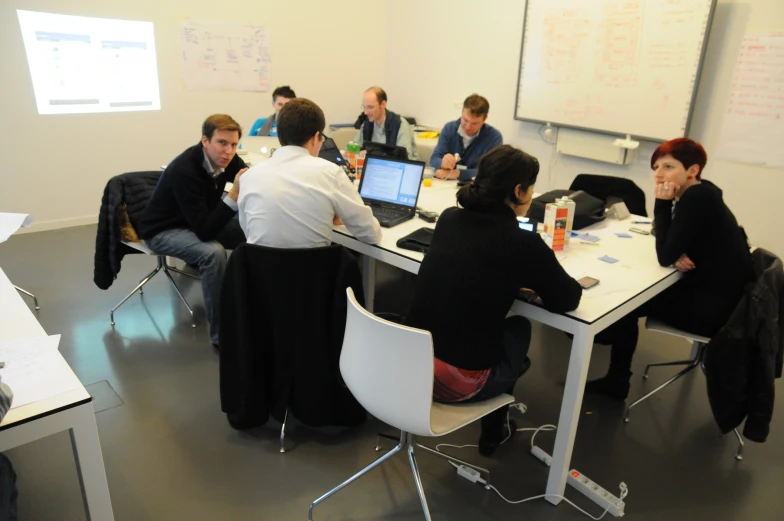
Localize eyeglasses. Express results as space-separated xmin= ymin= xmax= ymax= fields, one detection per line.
xmin=361 ymin=104 xmax=378 ymax=111
xmin=318 ymin=132 xmax=326 ymax=142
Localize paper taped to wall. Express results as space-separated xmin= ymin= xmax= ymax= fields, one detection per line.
xmin=180 ymin=20 xmax=271 ymax=92
xmin=717 ymin=32 xmax=784 ymax=168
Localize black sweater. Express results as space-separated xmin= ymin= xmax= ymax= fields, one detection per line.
xmin=139 ymin=142 xmax=247 ymax=241
xmin=407 ymin=206 xmax=582 ymax=370
xmin=654 ymin=180 xmax=753 ymax=318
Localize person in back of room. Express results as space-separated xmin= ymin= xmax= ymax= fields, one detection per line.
xmin=406 ymin=145 xmax=582 ymax=456
xmin=430 ymin=94 xmax=503 ymax=181
xmin=249 ymin=85 xmax=296 ymax=137
xmin=354 ymin=86 xmax=419 ymax=159
xmin=139 ymin=115 xmax=248 ymax=349
xmin=586 ymin=138 xmax=754 ymax=400
xmin=239 ymin=98 xmax=382 ymax=248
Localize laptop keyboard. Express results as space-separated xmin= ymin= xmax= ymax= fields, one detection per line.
xmin=372 ymin=207 xmax=405 ymax=221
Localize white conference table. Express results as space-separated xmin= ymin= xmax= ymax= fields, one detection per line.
xmin=330 ymin=179 xmax=682 ymax=505
xmin=0 ymin=267 xmax=114 ymax=520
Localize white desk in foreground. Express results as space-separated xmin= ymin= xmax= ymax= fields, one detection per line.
xmin=331 ymin=180 xmax=681 ymax=507
xmin=0 ymin=267 xmax=114 ymax=520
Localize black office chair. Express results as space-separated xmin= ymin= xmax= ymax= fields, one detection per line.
xmin=219 ymin=243 xmax=367 ymax=452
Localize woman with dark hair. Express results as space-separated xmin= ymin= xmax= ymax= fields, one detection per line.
xmin=586 ymin=138 xmax=754 ymax=400
xmin=407 ymin=145 xmax=582 ymax=455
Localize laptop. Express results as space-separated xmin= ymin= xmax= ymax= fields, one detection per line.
xmin=318 ymin=137 xmax=348 ymax=167
xmin=358 ymin=156 xmax=425 ymax=228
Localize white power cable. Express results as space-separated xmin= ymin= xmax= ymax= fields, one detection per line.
xmin=435 ymin=402 xmax=628 ymax=520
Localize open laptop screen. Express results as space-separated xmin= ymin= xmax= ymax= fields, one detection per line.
xmin=359 ymin=156 xmax=424 ymax=208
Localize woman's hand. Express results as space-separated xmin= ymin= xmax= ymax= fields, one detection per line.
xmin=674 ymin=254 xmax=695 ymax=272
xmin=655 ymin=181 xmax=680 ymax=200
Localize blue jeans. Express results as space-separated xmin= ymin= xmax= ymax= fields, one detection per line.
xmin=146 ymin=220 xmax=245 ymax=344
xmin=468 ymin=316 xmax=532 ymax=440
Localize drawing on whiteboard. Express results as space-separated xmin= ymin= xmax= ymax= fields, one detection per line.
xmin=596 ymin=2 xmax=643 ymax=87
xmin=541 ymin=10 xmax=591 ymax=84
xmin=180 ymin=21 xmax=271 ymax=92
xmin=515 ymin=0 xmax=715 ymax=141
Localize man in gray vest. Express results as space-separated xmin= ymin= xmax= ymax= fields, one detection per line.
xmin=353 ymin=86 xmax=418 ymax=160
xmin=251 ymin=85 xmax=296 ymax=137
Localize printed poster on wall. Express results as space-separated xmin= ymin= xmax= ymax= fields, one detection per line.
xmin=717 ymin=32 xmax=784 ymax=168
xmin=180 ymin=20 xmax=271 ymax=92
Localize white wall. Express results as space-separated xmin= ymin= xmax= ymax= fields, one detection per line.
xmin=386 ymin=0 xmax=784 ymax=257
xmin=0 ymin=0 xmax=387 ymax=232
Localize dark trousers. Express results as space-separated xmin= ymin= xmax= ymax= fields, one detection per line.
xmin=0 ymin=455 xmax=17 ymax=521
xmin=467 ymin=316 xmax=532 ymax=438
xmin=596 ymin=284 xmax=733 ymax=377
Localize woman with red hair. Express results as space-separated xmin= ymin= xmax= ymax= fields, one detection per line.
xmin=586 ymin=138 xmax=754 ymax=400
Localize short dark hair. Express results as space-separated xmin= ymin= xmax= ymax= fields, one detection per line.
xmin=272 ymin=85 xmax=296 ymax=102
xmin=463 ymin=94 xmax=490 ymax=117
xmin=651 ymin=138 xmax=708 ymax=180
xmin=202 ymin=114 xmax=242 ymax=141
xmin=276 ymin=98 xmax=325 ymax=147
xmin=457 ymin=145 xmax=539 ymax=212
xmin=365 ymin=86 xmax=387 ymax=104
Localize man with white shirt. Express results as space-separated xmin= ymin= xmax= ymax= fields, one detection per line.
xmin=239 ymin=98 xmax=382 ymax=248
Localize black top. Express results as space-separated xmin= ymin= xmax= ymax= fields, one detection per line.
xmin=407 ymin=205 xmax=582 ymax=370
xmin=139 ymin=142 xmax=246 ymax=241
xmin=654 ymin=180 xmax=753 ymax=317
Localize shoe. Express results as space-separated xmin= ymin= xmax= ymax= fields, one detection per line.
xmin=478 ymin=419 xmax=518 ymax=457
xmin=585 ymin=373 xmax=631 ymax=401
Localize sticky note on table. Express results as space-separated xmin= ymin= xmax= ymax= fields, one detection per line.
xmin=615 ymin=232 xmax=633 ymax=238
xmin=599 ymin=255 xmax=619 ymax=264
xmin=579 ymin=233 xmax=600 ymax=243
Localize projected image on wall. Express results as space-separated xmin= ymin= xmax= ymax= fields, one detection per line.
xmin=17 ymin=10 xmax=161 ymax=115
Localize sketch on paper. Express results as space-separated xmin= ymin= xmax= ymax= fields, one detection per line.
xmin=180 ymin=21 xmax=271 ymax=92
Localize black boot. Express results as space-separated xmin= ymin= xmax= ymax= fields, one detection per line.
xmin=585 ymin=370 xmax=632 ymax=401
xmin=478 ymin=405 xmax=517 ymax=457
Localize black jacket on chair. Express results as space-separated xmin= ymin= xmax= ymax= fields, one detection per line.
xmin=219 ymin=243 xmax=367 ymax=429
xmin=569 ymin=174 xmax=648 ymax=217
xmin=94 ymin=171 xmax=162 ymax=290
xmin=704 ymin=248 xmax=784 ymax=442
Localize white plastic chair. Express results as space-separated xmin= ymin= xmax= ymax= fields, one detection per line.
xmin=625 ymin=317 xmax=744 ymax=460
xmin=308 ymin=288 xmax=513 ymax=521
xmin=110 ymin=240 xmax=200 ymax=327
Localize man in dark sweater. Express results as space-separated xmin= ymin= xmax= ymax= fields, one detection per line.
xmin=430 ymin=94 xmax=503 ymax=181
xmin=139 ymin=114 xmax=248 ymax=347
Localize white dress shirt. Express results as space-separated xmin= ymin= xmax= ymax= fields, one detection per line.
xmin=238 ymin=146 xmax=382 ymax=248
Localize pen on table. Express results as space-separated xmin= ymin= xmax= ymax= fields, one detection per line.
xmin=632 ymin=221 xmax=651 ymax=225
xmin=580 ymin=241 xmax=599 ymax=246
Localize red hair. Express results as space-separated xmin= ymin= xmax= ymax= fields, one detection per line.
xmin=651 ymin=138 xmax=708 ymax=180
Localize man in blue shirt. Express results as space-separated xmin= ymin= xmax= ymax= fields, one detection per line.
xmin=249 ymin=86 xmax=296 ymax=137
xmin=431 ymin=94 xmax=503 ymax=181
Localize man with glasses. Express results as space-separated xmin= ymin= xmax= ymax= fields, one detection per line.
xmin=239 ymin=98 xmax=382 ymax=248
xmin=353 ymin=86 xmax=419 ymax=159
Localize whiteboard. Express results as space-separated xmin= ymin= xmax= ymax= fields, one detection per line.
xmin=514 ymin=0 xmax=716 ymax=142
